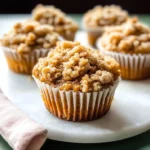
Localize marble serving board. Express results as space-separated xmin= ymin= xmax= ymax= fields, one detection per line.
xmin=0 ymin=31 xmax=150 ymax=143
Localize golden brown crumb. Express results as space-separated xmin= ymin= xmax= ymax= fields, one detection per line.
xmin=33 ymin=41 xmax=120 ymax=92
xmin=32 ymin=4 xmax=78 ymax=38
xmin=83 ymin=5 xmax=129 ymax=28
xmin=1 ymin=20 xmax=60 ymax=53
xmin=100 ymin=18 xmax=150 ymax=54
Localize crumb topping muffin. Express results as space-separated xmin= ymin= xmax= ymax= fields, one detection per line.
xmin=83 ymin=5 xmax=128 ymax=28
xmin=33 ymin=41 xmax=120 ymax=92
xmin=100 ymin=18 xmax=150 ymax=54
xmin=32 ymin=4 xmax=78 ymax=36
xmin=1 ymin=20 xmax=60 ymax=53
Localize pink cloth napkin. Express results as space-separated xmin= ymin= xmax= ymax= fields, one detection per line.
xmin=0 ymin=92 xmax=48 ymax=150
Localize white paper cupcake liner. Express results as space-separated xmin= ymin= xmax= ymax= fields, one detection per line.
xmin=2 ymin=46 xmax=50 ymax=74
xmin=82 ymin=22 xmax=104 ymax=46
xmin=96 ymin=39 xmax=150 ymax=80
xmin=33 ymin=76 xmax=120 ymax=121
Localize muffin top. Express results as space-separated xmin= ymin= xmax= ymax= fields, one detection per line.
xmin=33 ymin=41 xmax=120 ymax=92
xmin=1 ymin=20 xmax=61 ymax=53
xmin=100 ymin=18 xmax=150 ymax=54
xmin=32 ymin=4 xmax=78 ymax=32
xmin=83 ymin=5 xmax=128 ymax=28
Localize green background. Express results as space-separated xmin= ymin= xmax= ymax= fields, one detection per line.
xmin=0 ymin=14 xmax=150 ymax=150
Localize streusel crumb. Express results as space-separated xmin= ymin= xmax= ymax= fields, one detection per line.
xmin=83 ymin=5 xmax=128 ymax=28
xmin=32 ymin=4 xmax=78 ymax=35
xmin=100 ymin=18 xmax=150 ymax=54
xmin=1 ymin=20 xmax=60 ymax=53
xmin=33 ymin=41 xmax=120 ymax=92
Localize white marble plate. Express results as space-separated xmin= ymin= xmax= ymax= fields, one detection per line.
xmin=0 ymin=31 xmax=150 ymax=143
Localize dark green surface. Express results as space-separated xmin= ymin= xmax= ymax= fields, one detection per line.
xmin=1 ymin=130 xmax=150 ymax=150
xmin=0 ymin=14 xmax=150 ymax=150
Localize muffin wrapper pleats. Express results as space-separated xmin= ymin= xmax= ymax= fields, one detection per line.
xmin=33 ymin=76 xmax=120 ymax=121
xmin=57 ymin=30 xmax=77 ymax=41
xmin=2 ymin=47 xmax=49 ymax=74
xmin=97 ymin=41 xmax=150 ymax=80
xmin=82 ymin=23 xmax=104 ymax=46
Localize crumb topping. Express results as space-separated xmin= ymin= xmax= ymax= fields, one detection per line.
xmin=100 ymin=18 xmax=150 ymax=54
xmin=32 ymin=4 xmax=78 ymax=35
xmin=83 ymin=5 xmax=128 ymax=28
xmin=1 ymin=20 xmax=60 ymax=53
xmin=33 ymin=41 xmax=120 ymax=92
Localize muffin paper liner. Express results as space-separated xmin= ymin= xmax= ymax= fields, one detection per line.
xmin=97 ymin=39 xmax=150 ymax=80
xmin=33 ymin=76 xmax=120 ymax=121
xmin=2 ymin=46 xmax=50 ymax=74
xmin=58 ymin=30 xmax=77 ymax=41
xmin=82 ymin=22 xmax=104 ymax=46
xmin=64 ymin=32 xmax=76 ymax=41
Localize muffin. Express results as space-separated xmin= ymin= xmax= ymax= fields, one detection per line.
xmin=83 ymin=5 xmax=129 ymax=46
xmin=32 ymin=41 xmax=120 ymax=121
xmin=97 ymin=18 xmax=150 ymax=80
xmin=1 ymin=20 xmax=62 ymax=74
xmin=32 ymin=4 xmax=78 ymax=41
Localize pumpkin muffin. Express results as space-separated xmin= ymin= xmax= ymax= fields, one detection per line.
xmin=1 ymin=20 xmax=62 ymax=74
xmin=83 ymin=5 xmax=129 ymax=46
xmin=32 ymin=41 xmax=120 ymax=121
xmin=32 ymin=4 xmax=78 ymax=41
xmin=97 ymin=18 xmax=150 ymax=80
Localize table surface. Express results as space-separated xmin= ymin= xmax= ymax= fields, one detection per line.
xmin=0 ymin=14 xmax=150 ymax=150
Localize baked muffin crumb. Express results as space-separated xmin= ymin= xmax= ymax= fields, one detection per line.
xmin=33 ymin=41 xmax=120 ymax=92
xmin=83 ymin=5 xmax=128 ymax=28
xmin=1 ymin=20 xmax=60 ymax=53
xmin=100 ymin=18 xmax=150 ymax=54
xmin=32 ymin=4 xmax=78 ymax=38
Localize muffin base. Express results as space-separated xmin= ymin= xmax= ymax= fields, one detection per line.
xmin=121 ymin=66 xmax=150 ymax=80
xmin=56 ymin=30 xmax=77 ymax=41
xmin=33 ymin=77 xmax=119 ymax=122
xmin=97 ymin=39 xmax=150 ymax=80
xmin=87 ymin=32 xmax=103 ymax=46
xmin=83 ymin=24 xmax=104 ymax=46
xmin=105 ymin=52 xmax=150 ymax=80
xmin=2 ymin=47 xmax=49 ymax=74
xmin=62 ymin=32 xmax=76 ymax=41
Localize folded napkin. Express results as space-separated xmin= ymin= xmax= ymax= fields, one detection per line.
xmin=0 ymin=91 xmax=48 ymax=150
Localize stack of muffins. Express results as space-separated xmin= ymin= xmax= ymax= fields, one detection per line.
xmin=1 ymin=4 xmax=149 ymax=122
